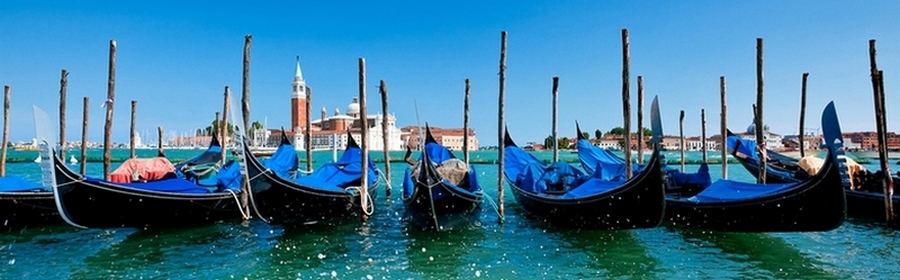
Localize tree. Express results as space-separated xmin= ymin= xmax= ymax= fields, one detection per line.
xmin=640 ymin=127 xmax=652 ymax=136
xmin=606 ymin=127 xmax=625 ymax=136
xmin=581 ymin=132 xmax=590 ymax=140
xmin=560 ymin=137 xmax=570 ymax=149
xmin=544 ymin=135 xmax=553 ymax=148
xmin=594 ymin=129 xmax=602 ymax=139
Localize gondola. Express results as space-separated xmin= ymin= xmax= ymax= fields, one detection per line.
xmin=0 ymin=178 xmax=59 ymax=230
xmin=402 ymin=125 xmax=483 ymax=231
xmin=45 ymin=134 xmax=246 ymax=229
xmin=725 ymin=129 xmax=803 ymax=183
xmin=727 ymin=115 xmax=899 ymax=225
xmin=246 ymin=131 xmax=378 ymax=225
xmin=663 ymin=101 xmax=847 ymax=232
xmin=503 ymin=115 xmax=667 ymax=230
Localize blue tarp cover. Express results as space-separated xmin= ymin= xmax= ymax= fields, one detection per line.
xmin=505 ymin=144 xmax=625 ymax=199
xmin=577 ymin=139 xmax=711 ymax=188
xmin=84 ymin=177 xmax=212 ymax=194
xmin=726 ymin=135 xmax=796 ymax=180
xmin=0 ymin=176 xmax=46 ymax=192
xmin=687 ymin=179 xmax=797 ymax=202
xmin=265 ymin=141 xmax=377 ymax=192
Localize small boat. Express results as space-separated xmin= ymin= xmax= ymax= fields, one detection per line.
xmin=68 ymin=155 xmax=78 ymax=164
xmin=665 ymin=101 xmax=848 ymax=232
xmin=245 ymin=131 xmax=378 ymax=225
xmin=46 ymin=134 xmax=246 ymax=229
xmin=504 ymin=104 xmax=667 ymax=230
xmin=574 ymin=99 xmax=847 ymax=232
xmin=725 ymin=129 xmax=803 ymax=183
xmin=728 ymin=114 xmax=898 ymax=226
xmin=0 ymin=176 xmax=59 ymax=230
xmin=402 ymin=125 xmax=483 ymax=231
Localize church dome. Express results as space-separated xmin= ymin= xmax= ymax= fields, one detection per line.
xmin=746 ymin=123 xmax=770 ymax=134
xmin=347 ymin=97 xmax=360 ymax=116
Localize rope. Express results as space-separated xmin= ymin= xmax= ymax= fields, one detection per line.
xmin=346 ymin=185 xmax=375 ymax=216
xmin=482 ymin=191 xmax=504 ymax=222
xmin=378 ymin=170 xmax=392 ymax=191
xmin=226 ymin=189 xmax=251 ymax=220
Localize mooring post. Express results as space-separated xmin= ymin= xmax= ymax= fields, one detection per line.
xmin=679 ymin=110 xmax=685 ymax=171
xmin=622 ymin=28 xmax=632 ymax=179
xmin=130 ymin=100 xmax=136 ymax=158
xmin=59 ymin=69 xmax=68 ymax=160
xmin=242 ymin=35 xmax=252 ymax=136
xmin=799 ymin=73 xmax=809 ymax=158
xmin=720 ymin=76 xmax=727 ymax=179
xmin=1 ymin=85 xmax=9 ymax=176
xmin=701 ymin=109 xmax=707 ymax=163
xmin=869 ymin=39 xmax=894 ymax=223
xmin=222 ymin=86 xmax=229 ymax=163
xmin=637 ymin=75 xmax=644 ymax=164
xmin=359 ymin=57 xmax=370 ymax=222
xmin=755 ymin=38 xmax=767 ymax=184
xmin=552 ymin=76 xmax=559 ymax=162
xmin=497 ymin=31 xmax=507 ymax=223
xmin=157 ymin=127 xmax=164 ymax=157
xmin=305 ymin=87 xmax=312 ymax=173
xmin=379 ymin=80 xmax=391 ymax=196
xmin=81 ymin=97 xmax=88 ymax=174
xmin=463 ymin=79 xmax=471 ymax=165
xmin=103 ymin=40 xmax=116 ymax=180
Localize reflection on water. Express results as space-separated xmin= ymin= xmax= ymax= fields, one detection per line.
xmin=405 ymin=229 xmax=487 ymax=278
xmin=676 ymin=228 xmax=843 ymax=279
xmin=557 ymin=229 xmax=659 ymax=279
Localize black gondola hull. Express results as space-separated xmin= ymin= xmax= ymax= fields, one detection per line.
xmin=403 ymin=180 xmax=483 ymax=231
xmin=53 ymin=157 xmax=242 ymax=229
xmin=845 ymin=190 xmax=900 ymax=225
xmin=246 ymin=149 xmax=378 ymax=225
xmin=666 ymin=153 xmax=847 ymax=232
xmin=509 ymin=149 xmax=666 ymax=230
xmin=0 ymin=191 xmax=60 ymax=230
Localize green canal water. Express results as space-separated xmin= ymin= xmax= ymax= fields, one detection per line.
xmin=0 ymin=149 xmax=898 ymax=279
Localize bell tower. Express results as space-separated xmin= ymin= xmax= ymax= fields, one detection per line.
xmin=290 ymin=56 xmax=307 ymax=132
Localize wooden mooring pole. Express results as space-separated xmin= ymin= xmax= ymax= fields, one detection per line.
xmin=242 ymin=35 xmax=251 ymax=136
xmin=799 ymin=73 xmax=809 ymax=158
xmin=497 ymin=31 xmax=507 ymax=223
xmin=622 ymin=28 xmax=632 ymax=179
xmin=379 ymin=80 xmax=391 ymax=196
xmin=701 ymin=109 xmax=707 ymax=163
xmin=59 ymin=69 xmax=68 ymax=160
xmin=222 ymin=87 xmax=229 ymax=163
xmin=552 ymin=76 xmax=559 ymax=162
xmin=679 ymin=110 xmax=685 ymax=172
xmin=103 ymin=40 xmax=116 ymax=180
xmin=359 ymin=58 xmax=370 ymax=222
xmin=755 ymin=38 xmax=766 ymax=184
xmin=130 ymin=100 xmax=136 ymax=158
xmin=306 ymin=87 xmax=312 ymax=173
xmin=463 ymin=79 xmax=470 ymax=165
xmin=720 ymin=76 xmax=727 ymax=179
xmin=1 ymin=85 xmax=9 ymax=176
xmin=157 ymin=127 xmax=164 ymax=157
xmin=869 ymin=39 xmax=894 ymax=223
xmin=637 ymin=76 xmax=644 ymax=164
xmin=80 ymin=97 xmax=88 ymax=174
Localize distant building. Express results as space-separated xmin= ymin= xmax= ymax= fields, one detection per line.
xmin=265 ymin=58 xmax=404 ymax=151
xmin=401 ymin=126 xmax=479 ymax=151
xmin=730 ymin=123 xmax=785 ymax=151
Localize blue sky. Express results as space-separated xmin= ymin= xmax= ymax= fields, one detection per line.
xmin=1 ymin=1 xmax=899 ymax=146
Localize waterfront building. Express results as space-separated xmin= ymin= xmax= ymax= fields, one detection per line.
xmin=401 ymin=126 xmax=478 ymax=151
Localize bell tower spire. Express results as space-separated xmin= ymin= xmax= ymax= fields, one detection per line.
xmin=290 ymin=56 xmax=308 ymax=132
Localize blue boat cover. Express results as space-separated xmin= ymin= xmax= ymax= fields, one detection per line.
xmin=215 ymin=160 xmax=243 ymax=191
xmin=726 ymin=135 xmax=797 ymax=180
xmin=262 ymin=141 xmax=300 ymax=179
xmin=0 ymin=176 xmax=46 ymax=192
xmin=577 ymin=139 xmax=711 ymax=188
xmin=83 ymin=176 xmax=212 ymax=194
xmin=265 ymin=139 xmax=377 ymax=193
xmin=577 ymin=139 xmax=640 ymax=181
xmin=687 ymin=179 xmax=797 ymax=202
xmin=506 ymin=144 xmax=626 ymax=199
xmin=401 ymin=137 xmax=483 ymax=199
